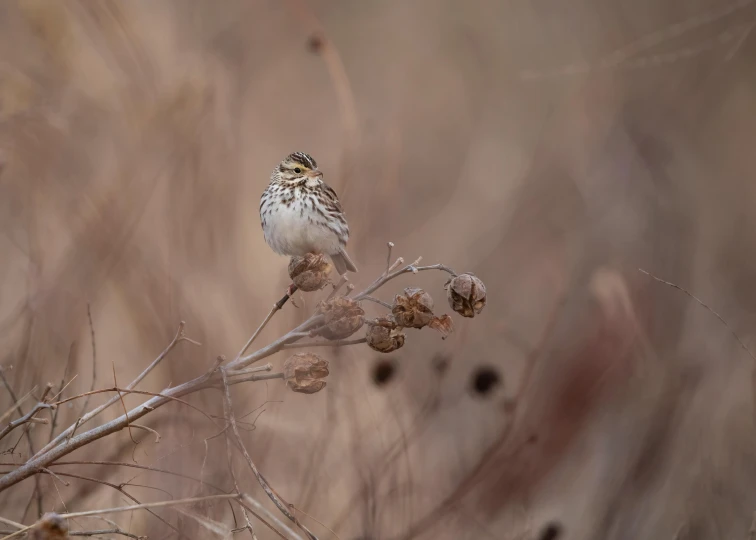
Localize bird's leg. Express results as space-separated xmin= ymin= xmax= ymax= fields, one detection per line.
xmin=274 ymin=284 xmax=299 ymax=310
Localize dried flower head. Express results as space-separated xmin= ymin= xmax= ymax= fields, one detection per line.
xmin=366 ymin=318 xmax=406 ymax=353
xmin=446 ymin=273 xmax=487 ymax=318
xmin=31 ymin=513 xmax=69 ymax=540
xmin=283 ymin=352 xmax=329 ymax=394
xmin=392 ymin=287 xmax=435 ymax=328
xmin=288 ymin=253 xmax=332 ymax=292
xmin=316 ymin=296 xmax=365 ymax=340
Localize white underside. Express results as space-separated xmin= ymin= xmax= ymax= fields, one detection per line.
xmin=263 ymin=201 xmax=343 ymax=256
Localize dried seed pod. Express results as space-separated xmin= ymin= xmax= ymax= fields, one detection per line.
xmin=316 ymin=296 xmax=365 ymax=340
xmin=31 ymin=513 xmax=69 ymax=540
xmin=428 ymin=314 xmax=454 ymax=339
xmin=366 ymin=318 xmax=406 ymax=353
xmin=445 ymin=273 xmax=487 ymax=318
xmin=283 ymin=352 xmax=329 ymax=394
xmin=392 ymin=287 xmax=435 ymax=328
xmin=288 ymin=253 xmax=332 ymax=292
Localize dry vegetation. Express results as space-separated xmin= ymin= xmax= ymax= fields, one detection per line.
xmin=2 ymin=1 xmax=756 ymax=539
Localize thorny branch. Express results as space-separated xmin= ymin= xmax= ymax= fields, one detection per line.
xmin=1 ymin=242 xmax=476 ymax=539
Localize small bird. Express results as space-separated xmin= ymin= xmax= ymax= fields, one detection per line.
xmin=260 ymin=152 xmax=358 ymax=276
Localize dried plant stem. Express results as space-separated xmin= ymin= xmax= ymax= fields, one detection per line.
xmin=224 ymin=363 xmax=273 ymax=377
xmin=234 ymin=287 xmax=298 ymax=362
xmin=0 ymin=361 xmax=219 ymax=492
xmin=0 ymin=403 xmax=52 ymax=441
xmin=2 ymin=494 xmax=242 ymax=540
xmin=0 ymin=516 xmax=23 ymax=531
xmin=638 ymin=268 xmax=756 ymax=362
xmin=0 ymin=389 xmax=35 ymax=425
xmin=69 ymin=528 xmax=143 ymax=538
xmin=0 ymin=370 xmax=43 ymax=517
xmin=0 ymin=242 xmax=465 ymax=539
xmin=362 ymin=296 xmax=392 ymax=309
xmin=34 ymin=322 xmax=195 ymax=458
xmin=385 ymin=242 xmax=395 ymax=274
xmin=78 ymin=304 xmax=98 ymax=421
xmin=281 ymin=338 xmax=367 ymax=350
xmin=51 ymin=387 xmax=215 ymax=424
xmin=357 ymin=262 xmax=457 ymax=300
xmin=220 ymin=369 xmax=318 ymax=540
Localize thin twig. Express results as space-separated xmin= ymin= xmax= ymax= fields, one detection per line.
xmin=362 ymin=296 xmax=392 ymax=309
xmin=357 ymin=262 xmax=457 ymax=300
xmin=0 ymin=388 xmax=35 ymax=424
xmin=385 ymin=242 xmax=395 ymax=275
xmin=225 ymin=373 xmax=285 ymax=385
xmin=40 ymin=467 xmax=70 ymax=486
xmin=78 ymin=304 xmax=98 ymax=420
xmin=48 ymin=375 xmax=78 ymax=408
xmin=280 ymin=338 xmax=367 ymax=350
xmin=4 ymin=469 xmax=182 ymax=536
xmin=69 ymin=528 xmax=144 ymax=539
xmin=51 ymin=387 xmax=215 ymax=425
xmin=48 ymin=344 xmax=75 ymax=441
xmin=0 ymin=516 xmax=23 ymax=531
xmin=0 ymin=459 xmax=229 ymax=494
xmin=234 ymin=288 xmax=299 ymax=362
xmin=240 ymin=495 xmax=304 ymax=540
xmin=129 ymin=424 xmax=161 ymax=444
xmin=235 ymin=316 xmax=325 ymax=368
xmin=224 ymin=363 xmax=273 ymax=377
xmin=36 ymin=322 xmax=194 ymax=458
xmin=112 ymin=362 xmax=137 ymax=445
xmin=1 ymin=494 xmax=242 ymax=539
xmin=638 ymin=268 xmax=756 ymax=362
xmin=220 ymin=369 xmax=318 ymax=540
xmin=0 ymin=403 xmax=53 ymax=442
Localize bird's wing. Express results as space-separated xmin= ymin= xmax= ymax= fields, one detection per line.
xmin=321 ymin=181 xmax=345 ymax=214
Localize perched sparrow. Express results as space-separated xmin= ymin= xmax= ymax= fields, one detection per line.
xmin=260 ymin=152 xmax=358 ymax=276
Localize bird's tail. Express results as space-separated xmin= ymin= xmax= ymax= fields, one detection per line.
xmin=331 ymin=248 xmax=358 ymax=275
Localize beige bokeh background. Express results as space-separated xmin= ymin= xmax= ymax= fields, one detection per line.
xmin=2 ymin=1 xmax=756 ymax=538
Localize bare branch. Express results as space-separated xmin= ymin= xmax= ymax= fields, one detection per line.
xmin=0 ymin=403 xmax=53 ymax=442
xmin=235 ymin=287 xmax=301 ymax=362
xmin=129 ymin=424 xmax=161 ymax=444
xmin=2 ymin=494 xmax=242 ymax=540
xmin=385 ymin=242 xmax=395 ymax=274
xmin=280 ymin=338 xmax=367 ymax=350
xmin=220 ymin=369 xmax=318 ymax=540
xmin=639 ymin=268 xmax=756 ymax=362
xmin=35 ymin=322 xmax=195 ymax=458
xmin=78 ymin=304 xmax=98 ymax=420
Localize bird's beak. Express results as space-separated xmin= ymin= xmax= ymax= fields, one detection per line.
xmin=306 ymin=170 xmax=323 ymax=179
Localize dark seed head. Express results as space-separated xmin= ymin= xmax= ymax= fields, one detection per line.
xmin=372 ymin=359 xmax=396 ymax=386
xmin=307 ymin=34 xmax=325 ymax=53
xmin=538 ymin=522 xmax=563 ymax=540
xmin=471 ymin=366 xmax=501 ymax=396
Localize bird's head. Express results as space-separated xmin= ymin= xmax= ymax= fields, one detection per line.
xmin=273 ymin=152 xmax=323 ymax=184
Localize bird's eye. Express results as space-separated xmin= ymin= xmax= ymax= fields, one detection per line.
xmin=294 ymin=167 xmax=302 ymax=174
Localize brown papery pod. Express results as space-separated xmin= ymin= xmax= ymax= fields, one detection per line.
xmin=366 ymin=318 xmax=406 ymax=353
xmin=316 ymin=296 xmax=365 ymax=340
xmin=392 ymin=287 xmax=435 ymax=328
xmin=283 ymin=352 xmax=330 ymax=394
xmin=288 ymin=253 xmax=332 ymax=292
xmin=446 ymin=273 xmax=487 ymax=318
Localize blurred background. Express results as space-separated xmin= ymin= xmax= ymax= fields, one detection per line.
xmin=1 ymin=0 xmax=756 ymax=538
